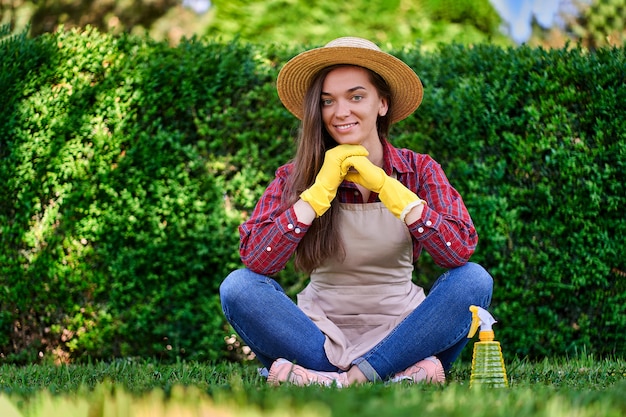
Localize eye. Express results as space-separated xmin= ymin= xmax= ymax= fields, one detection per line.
xmin=352 ymin=95 xmax=363 ymax=102
xmin=321 ymin=98 xmax=334 ymax=106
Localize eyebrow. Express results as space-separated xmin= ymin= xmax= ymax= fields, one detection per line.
xmin=321 ymin=86 xmax=367 ymax=96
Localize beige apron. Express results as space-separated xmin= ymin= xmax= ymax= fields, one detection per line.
xmin=297 ymin=202 xmax=426 ymax=370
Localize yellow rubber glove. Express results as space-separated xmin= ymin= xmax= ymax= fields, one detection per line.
xmin=300 ymin=145 xmax=369 ymax=217
xmin=344 ymin=155 xmax=426 ymax=221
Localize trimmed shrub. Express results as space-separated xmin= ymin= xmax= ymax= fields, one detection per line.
xmin=0 ymin=27 xmax=624 ymax=363
xmin=0 ymin=28 xmax=295 ymax=363
xmin=394 ymin=44 xmax=626 ymax=358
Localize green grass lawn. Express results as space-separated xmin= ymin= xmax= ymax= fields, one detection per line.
xmin=1 ymin=355 xmax=625 ymax=416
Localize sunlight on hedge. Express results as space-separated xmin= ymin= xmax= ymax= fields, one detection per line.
xmin=2 ymin=26 xmax=625 ymax=364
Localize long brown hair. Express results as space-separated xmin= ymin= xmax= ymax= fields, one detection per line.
xmin=282 ymin=65 xmax=393 ymax=273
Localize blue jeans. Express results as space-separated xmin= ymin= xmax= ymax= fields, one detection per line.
xmin=219 ymin=262 xmax=493 ymax=381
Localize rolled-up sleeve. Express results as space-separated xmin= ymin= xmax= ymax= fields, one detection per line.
xmin=404 ymin=156 xmax=477 ymax=268
xmin=239 ymin=164 xmax=310 ymax=275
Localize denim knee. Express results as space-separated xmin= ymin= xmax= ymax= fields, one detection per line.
xmin=219 ymin=268 xmax=251 ymax=315
xmin=461 ymin=262 xmax=494 ymax=305
xmin=220 ymin=269 xmax=244 ymax=298
xmin=220 ymin=268 xmax=285 ymax=313
xmin=466 ymin=261 xmax=493 ymax=286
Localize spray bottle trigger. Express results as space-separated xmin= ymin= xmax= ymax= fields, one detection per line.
xmin=468 ymin=305 xmax=480 ymax=338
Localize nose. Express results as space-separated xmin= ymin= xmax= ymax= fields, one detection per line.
xmin=335 ymin=99 xmax=351 ymax=118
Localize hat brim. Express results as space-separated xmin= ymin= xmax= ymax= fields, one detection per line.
xmin=277 ymin=46 xmax=423 ymax=124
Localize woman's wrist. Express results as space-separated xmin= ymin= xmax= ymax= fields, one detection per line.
xmin=294 ymin=198 xmax=317 ymax=225
xmin=402 ymin=200 xmax=426 ymax=225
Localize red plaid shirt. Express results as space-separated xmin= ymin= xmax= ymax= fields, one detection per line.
xmin=240 ymin=139 xmax=477 ymax=275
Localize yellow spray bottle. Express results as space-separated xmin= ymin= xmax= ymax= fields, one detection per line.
xmin=467 ymin=305 xmax=508 ymax=388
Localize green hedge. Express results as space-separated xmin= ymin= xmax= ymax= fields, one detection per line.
xmin=395 ymin=45 xmax=626 ymax=358
xmin=0 ymin=27 xmax=624 ymax=364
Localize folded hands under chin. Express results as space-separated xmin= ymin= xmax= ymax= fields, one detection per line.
xmin=343 ymin=155 xmax=425 ymax=222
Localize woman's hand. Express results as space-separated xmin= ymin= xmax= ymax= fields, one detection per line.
xmin=343 ymin=155 xmax=387 ymax=192
xmin=344 ymin=156 xmax=426 ymax=222
xmin=300 ymin=145 xmax=369 ymax=217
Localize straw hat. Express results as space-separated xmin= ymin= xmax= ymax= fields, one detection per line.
xmin=277 ymin=37 xmax=423 ymax=124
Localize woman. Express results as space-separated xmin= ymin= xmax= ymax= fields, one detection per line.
xmin=220 ymin=37 xmax=493 ymax=387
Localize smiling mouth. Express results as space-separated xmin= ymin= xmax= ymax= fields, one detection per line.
xmin=334 ymin=122 xmax=357 ymax=131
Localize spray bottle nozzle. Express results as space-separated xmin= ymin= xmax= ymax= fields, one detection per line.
xmin=468 ymin=305 xmax=497 ymax=342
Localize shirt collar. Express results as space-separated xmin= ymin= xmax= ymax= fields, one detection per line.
xmin=382 ymin=138 xmax=414 ymax=176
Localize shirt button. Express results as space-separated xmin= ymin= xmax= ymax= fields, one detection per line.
xmin=295 ymin=228 xmax=301 ymax=234
xmin=418 ymin=227 xmax=424 ymax=233
xmin=446 ymin=241 xmax=452 ymax=247
xmin=426 ymin=220 xmax=432 ymax=226
xmin=266 ymin=246 xmax=272 ymax=252
xmin=287 ymin=223 xmax=294 ymax=230
xmin=354 ymin=190 xmax=359 ymax=196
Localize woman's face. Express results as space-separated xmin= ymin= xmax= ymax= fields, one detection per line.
xmin=320 ymin=66 xmax=388 ymax=149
